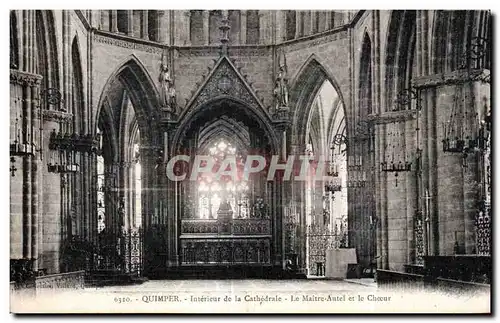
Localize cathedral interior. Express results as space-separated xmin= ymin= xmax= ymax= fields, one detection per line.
xmin=9 ymin=10 xmax=491 ymax=289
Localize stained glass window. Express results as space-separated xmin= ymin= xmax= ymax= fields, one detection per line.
xmin=197 ymin=139 xmax=249 ymax=219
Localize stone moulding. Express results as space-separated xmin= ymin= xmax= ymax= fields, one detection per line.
xmin=367 ymin=109 xmax=417 ymax=124
xmin=177 ymin=47 xmax=219 ymax=57
xmin=40 ymin=109 xmax=73 ymax=122
xmin=285 ymin=30 xmax=348 ymax=53
xmin=93 ymin=33 xmax=271 ymax=58
xmin=10 ymin=70 xmax=43 ymax=86
xmin=412 ymin=69 xmax=490 ymax=89
xmin=176 ymin=46 xmax=271 ymax=58
xmin=93 ymin=33 xmax=164 ymax=54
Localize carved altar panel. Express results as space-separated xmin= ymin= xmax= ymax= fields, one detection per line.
xmin=181 ymin=219 xmax=271 ymax=236
xmin=180 ymin=238 xmax=271 ymax=265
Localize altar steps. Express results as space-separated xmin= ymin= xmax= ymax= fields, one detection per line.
xmin=85 ymin=270 xmax=148 ymax=287
xmin=147 ymin=265 xmax=307 ymax=280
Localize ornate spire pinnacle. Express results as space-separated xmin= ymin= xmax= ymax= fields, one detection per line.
xmin=278 ymin=48 xmax=287 ymax=75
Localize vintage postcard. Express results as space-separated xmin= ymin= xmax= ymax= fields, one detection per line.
xmin=9 ymin=9 xmax=491 ymax=314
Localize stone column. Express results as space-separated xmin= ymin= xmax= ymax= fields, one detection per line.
xmin=325 ymin=11 xmax=331 ymax=31
xmin=275 ymin=10 xmax=286 ymax=43
xmin=140 ymin=145 xmax=155 ymax=273
xmin=22 ymin=83 xmax=32 ymax=260
xmin=89 ymin=152 xmax=98 ymax=246
xmin=62 ymin=9 xmax=72 ymax=258
xmin=380 ymin=124 xmax=389 ymax=269
xmin=295 ymin=11 xmax=301 ymax=38
xmin=99 ymin=11 xmax=107 ymax=31
xmin=111 ymin=10 xmax=118 ymax=32
xmin=157 ymin=10 xmax=170 ymax=44
xmin=427 ymin=87 xmax=439 ymax=256
xmin=310 ymin=10 xmax=317 ymax=34
xmin=303 ymin=11 xmax=312 ymax=36
xmin=183 ymin=11 xmax=191 ymax=45
xmin=462 ymin=80 xmax=487 ymax=254
xmin=240 ymin=10 xmax=247 ymax=44
xmin=18 ymin=11 xmax=35 ymax=266
xmin=405 ymin=119 xmax=416 ymax=264
xmin=127 ymin=10 xmax=134 ymax=36
xmin=22 ymin=11 xmax=42 ymax=272
xmin=30 ymin=83 xmax=40 ymax=271
xmin=117 ymin=161 xmax=129 ymax=229
xmin=142 ymin=10 xmax=149 ymax=39
xmin=164 ymin=129 xmax=178 ymax=267
xmin=202 ymin=10 xmax=210 ymax=45
xmin=259 ymin=10 xmax=267 ymax=44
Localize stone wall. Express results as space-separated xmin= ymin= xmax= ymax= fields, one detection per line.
xmin=10 ymin=10 xmax=491 ymax=276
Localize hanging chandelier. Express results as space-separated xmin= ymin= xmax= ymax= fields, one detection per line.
xmin=47 ymin=129 xmax=102 ymax=173
xmin=9 ymin=79 xmax=47 ymax=176
xmin=325 ymin=175 xmax=342 ymax=192
xmin=380 ymin=125 xmax=412 ymax=186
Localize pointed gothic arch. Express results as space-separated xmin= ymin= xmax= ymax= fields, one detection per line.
xmin=327 ymin=99 xmax=347 ymax=155
xmin=384 ymin=10 xmax=417 ymax=111
xmin=95 ymin=54 xmax=161 ymax=144
xmin=10 ymin=11 xmax=19 ymax=69
xmin=198 ymin=116 xmax=251 ymax=152
xmin=98 ymin=101 xmax=119 ymax=163
xmin=36 ymin=10 xmax=60 ymax=109
xmin=174 ymin=56 xmax=278 ymax=155
xmin=289 ymin=54 xmax=348 ymax=149
xmin=359 ymin=32 xmax=373 ymax=117
xmin=173 ymin=96 xmax=279 ymax=156
xmin=432 ymin=10 xmax=491 ymax=74
xmin=72 ymin=35 xmax=85 ymax=133
xmin=289 ymin=58 xmax=350 ymax=276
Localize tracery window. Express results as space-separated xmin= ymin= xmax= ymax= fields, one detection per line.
xmin=197 ymin=139 xmax=250 ymax=219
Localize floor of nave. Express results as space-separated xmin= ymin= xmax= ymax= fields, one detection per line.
xmin=13 ymin=278 xmax=487 ymax=313
xmin=89 ymin=278 xmax=377 ymax=293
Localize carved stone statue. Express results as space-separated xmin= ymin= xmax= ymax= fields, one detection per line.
xmin=159 ymin=51 xmax=176 ymax=114
xmin=274 ymin=50 xmax=289 ymax=110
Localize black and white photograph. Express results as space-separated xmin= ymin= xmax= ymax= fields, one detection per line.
xmin=7 ymin=7 xmax=492 ymax=314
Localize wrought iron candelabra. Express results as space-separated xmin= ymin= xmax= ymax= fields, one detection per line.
xmin=380 ymin=160 xmax=412 ymax=172
xmin=442 ymin=36 xmax=490 ymax=164
xmin=347 ymin=166 xmax=367 ymax=188
xmin=47 ymin=129 xmax=101 ymax=173
xmin=325 ymin=175 xmax=342 ymax=192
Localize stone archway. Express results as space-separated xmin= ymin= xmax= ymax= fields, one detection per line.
xmin=159 ymin=97 xmax=284 ymax=277
xmin=94 ymin=56 xmax=162 ymax=275
xmin=288 ymin=55 xmax=351 ymax=276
